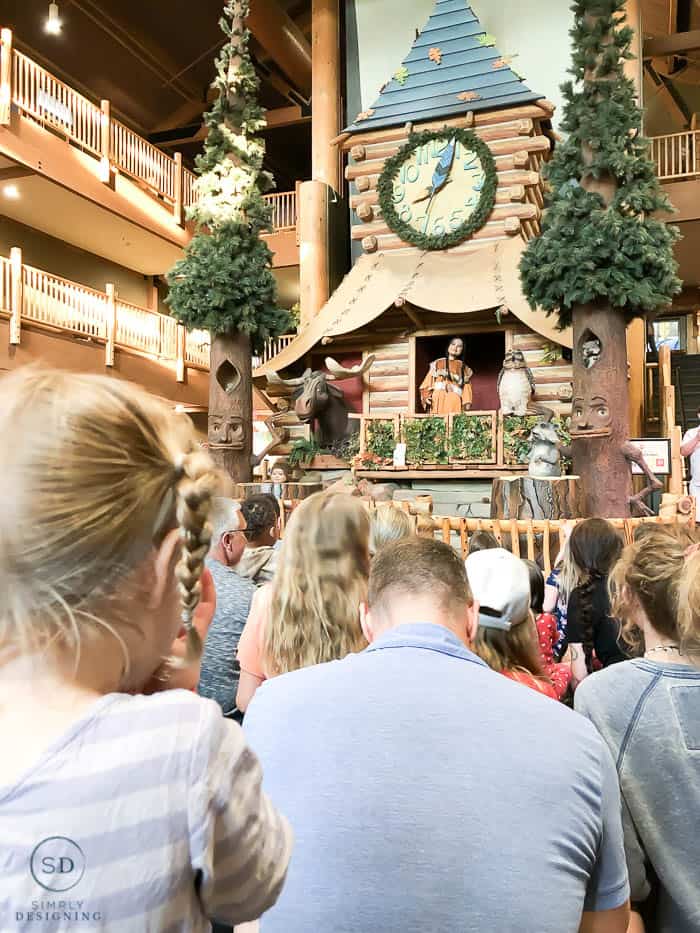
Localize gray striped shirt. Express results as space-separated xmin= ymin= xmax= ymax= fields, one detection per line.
xmin=1 ymin=691 xmax=292 ymax=931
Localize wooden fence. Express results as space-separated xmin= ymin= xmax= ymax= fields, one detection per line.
xmin=0 ymin=248 xmax=210 ymax=379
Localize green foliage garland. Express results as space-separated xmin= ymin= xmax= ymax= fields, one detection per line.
xmin=367 ymin=420 xmax=397 ymax=461
xmin=403 ymin=416 xmax=448 ymax=466
xmin=449 ymin=414 xmax=494 ymax=462
xmin=166 ymin=0 xmax=290 ymax=351
xmin=519 ymin=0 xmax=680 ymax=328
xmin=377 ymin=129 xmax=498 ymax=251
xmin=288 ymin=435 xmax=324 ymax=468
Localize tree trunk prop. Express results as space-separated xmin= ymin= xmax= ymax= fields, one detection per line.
xmin=491 ymin=476 xmax=582 ymax=520
xmin=571 ymin=304 xmax=632 ymax=517
xmin=208 ymin=332 xmax=253 ymax=483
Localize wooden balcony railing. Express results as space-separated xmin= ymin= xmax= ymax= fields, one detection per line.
xmin=0 ymin=248 xmax=210 ymax=380
xmin=1 ymin=27 xmax=301 ymax=236
xmin=257 ymin=333 xmax=297 ymax=367
xmin=650 ymin=131 xmax=700 ymax=181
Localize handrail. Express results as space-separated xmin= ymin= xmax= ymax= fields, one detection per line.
xmin=110 ymin=119 xmax=176 ymax=201
xmin=650 ymin=130 xmax=699 ymax=181
xmin=258 ymin=333 xmax=296 ymax=366
xmin=264 ymin=191 xmax=298 ymax=231
xmin=0 ymin=249 xmax=210 ymax=378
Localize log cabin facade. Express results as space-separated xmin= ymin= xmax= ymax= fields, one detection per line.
xmin=255 ymin=0 xmax=574 ymax=479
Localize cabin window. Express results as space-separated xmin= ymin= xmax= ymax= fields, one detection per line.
xmin=413 ymin=332 xmax=505 ymax=413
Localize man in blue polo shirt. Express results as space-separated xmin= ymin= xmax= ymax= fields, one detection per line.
xmin=244 ymin=537 xmax=630 ymax=932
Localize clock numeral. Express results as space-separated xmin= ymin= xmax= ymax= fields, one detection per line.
xmin=449 ymin=209 xmax=464 ymax=231
xmin=399 ymin=203 xmax=413 ymax=223
xmin=404 ymin=164 xmax=420 ymax=184
xmin=392 ymin=184 xmax=405 ymax=205
xmin=431 ymin=217 xmax=446 ymax=236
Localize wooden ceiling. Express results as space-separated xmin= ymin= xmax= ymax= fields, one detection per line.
xmin=1 ymin=0 xmax=312 ymax=188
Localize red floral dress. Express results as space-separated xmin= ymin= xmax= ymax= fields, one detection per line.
xmin=535 ymin=612 xmax=573 ymax=700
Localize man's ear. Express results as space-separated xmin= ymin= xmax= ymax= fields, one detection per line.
xmin=146 ymin=528 xmax=181 ymax=611
xmin=465 ymin=599 xmax=480 ymax=646
xmin=223 ymin=530 xmax=246 ymax=566
xmin=360 ymin=602 xmax=376 ymax=644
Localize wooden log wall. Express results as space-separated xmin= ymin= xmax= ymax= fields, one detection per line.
xmin=511 ymin=325 xmax=573 ymax=419
xmin=365 ymin=339 xmax=411 ymax=416
xmin=345 ymin=103 xmax=552 ymax=256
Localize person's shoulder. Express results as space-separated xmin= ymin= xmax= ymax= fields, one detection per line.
xmin=207 ymin=557 xmax=256 ymax=596
xmin=575 ymin=661 xmax=653 ymax=728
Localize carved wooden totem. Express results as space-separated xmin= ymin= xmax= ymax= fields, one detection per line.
xmin=570 ymin=305 xmax=632 ymax=517
xmin=208 ymin=332 xmax=253 ymax=483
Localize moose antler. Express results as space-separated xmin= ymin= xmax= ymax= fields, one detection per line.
xmin=265 ymin=368 xmax=312 ymax=388
xmin=325 ymin=354 xmax=376 ymax=381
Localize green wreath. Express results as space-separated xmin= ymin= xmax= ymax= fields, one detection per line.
xmin=377 ymin=128 xmax=498 ymax=251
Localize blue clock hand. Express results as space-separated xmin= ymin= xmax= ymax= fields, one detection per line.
xmin=411 ymin=136 xmax=457 ymax=205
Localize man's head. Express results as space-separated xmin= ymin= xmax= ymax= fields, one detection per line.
xmin=364 ymin=537 xmax=477 ymax=643
xmin=241 ymin=494 xmax=280 ymax=548
xmin=209 ymin=497 xmax=246 ymax=567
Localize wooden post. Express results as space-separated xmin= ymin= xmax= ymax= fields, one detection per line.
xmin=658 ymin=344 xmax=674 ymax=437
xmin=670 ymin=424 xmax=683 ymax=496
xmin=105 ymin=283 xmax=116 ymax=366
xmin=624 ymin=0 xmax=643 ymax=103
xmin=174 ymin=152 xmax=184 ymax=227
xmin=298 ymin=179 xmax=329 ymax=325
xmin=9 ymin=246 xmax=22 ymax=345
xmin=0 ymin=29 xmax=12 ymax=127
xmin=209 ymin=333 xmax=253 ymax=483
xmin=311 ymin=0 xmax=341 ymax=193
xmin=176 ymin=323 xmax=186 ymax=383
xmin=99 ymin=100 xmax=111 ymax=184
xmin=626 ymin=317 xmax=645 ymax=436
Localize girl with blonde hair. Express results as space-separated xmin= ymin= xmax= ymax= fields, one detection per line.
xmin=0 ymin=368 xmax=291 ymax=929
xmin=576 ymin=525 xmax=700 ymax=933
xmin=369 ymin=505 xmax=413 ymax=557
xmin=237 ymin=491 xmax=370 ymax=710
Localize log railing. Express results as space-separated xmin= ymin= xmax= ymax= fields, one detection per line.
xmin=257 ymin=333 xmax=297 ymax=367
xmin=0 ymin=248 xmax=210 ymax=379
xmin=650 ymin=131 xmax=700 ymax=181
xmin=110 ymin=119 xmax=177 ymax=202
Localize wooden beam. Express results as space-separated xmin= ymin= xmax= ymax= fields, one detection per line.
xmin=312 ymin=0 xmax=341 ymax=192
xmin=644 ymin=29 xmax=700 ymax=58
xmin=0 ymin=166 xmax=35 ymax=182
xmin=265 ymin=105 xmax=310 ymax=128
xmin=247 ymin=0 xmax=313 ymax=97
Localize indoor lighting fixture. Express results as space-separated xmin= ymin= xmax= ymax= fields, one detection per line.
xmin=45 ymin=3 xmax=62 ymax=35
xmin=3 ymin=185 xmax=20 ymax=199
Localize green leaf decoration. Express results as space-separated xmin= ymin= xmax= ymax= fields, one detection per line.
xmin=166 ymin=0 xmax=291 ymax=351
xmin=477 ymin=33 xmax=496 ymax=47
xmin=403 ymin=417 xmax=449 ymax=466
xmin=394 ymin=65 xmax=410 ymax=85
xmin=449 ymin=414 xmax=495 ymax=462
xmin=519 ymin=0 xmax=681 ymax=326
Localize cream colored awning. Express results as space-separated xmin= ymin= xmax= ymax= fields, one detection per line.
xmin=256 ymin=237 xmax=571 ymax=375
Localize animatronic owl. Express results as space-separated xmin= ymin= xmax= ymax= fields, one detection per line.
xmin=497 ymin=350 xmax=535 ymax=416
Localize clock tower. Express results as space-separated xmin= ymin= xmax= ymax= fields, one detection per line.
xmin=340 ymin=0 xmax=553 ymax=259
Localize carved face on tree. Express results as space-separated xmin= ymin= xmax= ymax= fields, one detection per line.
xmin=209 ymin=413 xmax=246 ymax=449
xmin=570 ymin=394 xmax=612 ymax=438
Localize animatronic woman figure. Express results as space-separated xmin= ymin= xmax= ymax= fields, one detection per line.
xmin=419 ymin=337 xmax=473 ymax=414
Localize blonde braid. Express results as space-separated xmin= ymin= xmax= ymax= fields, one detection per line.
xmin=174 ymin=450 xmax=219 ymax=663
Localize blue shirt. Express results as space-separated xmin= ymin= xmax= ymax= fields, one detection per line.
xmin=245 ymin=623 xmax=629 ymax=933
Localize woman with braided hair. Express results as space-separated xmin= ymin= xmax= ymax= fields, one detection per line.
xmin=0 ymin=368 xmax=291 ymax=930
xmin=566 ymin=518 xmax=625 ymax=688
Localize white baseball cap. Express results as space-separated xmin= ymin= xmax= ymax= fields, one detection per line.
xmin=465 ymin=548 xmax=531 ymax=631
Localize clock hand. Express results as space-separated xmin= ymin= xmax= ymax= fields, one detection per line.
xmin=412 ymin=136 xmax=457 ymax=215
xmin=412 ymin=178 xmax=451 ymax=205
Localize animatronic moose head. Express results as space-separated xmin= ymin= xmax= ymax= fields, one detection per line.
xmin=267 ymin=355 xmax=376 ymax=447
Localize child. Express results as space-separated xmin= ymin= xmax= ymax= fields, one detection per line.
xmin=466 ymin=549 xmax=558 ymax=700
xmin=0 ymin=368 xmax=291 ymax=929
xmin=523 ymin=560 xmax=572 ymax=701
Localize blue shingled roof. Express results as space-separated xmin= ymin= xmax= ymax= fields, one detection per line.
xmin=344 ymin=0 xmax=544 ymax=134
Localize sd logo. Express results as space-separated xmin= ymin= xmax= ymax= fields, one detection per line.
xmin=30 ymin=837 xmax=86 ymax=892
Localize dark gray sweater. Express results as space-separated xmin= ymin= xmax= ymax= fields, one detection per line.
xmin=576 ymin=658 xmax=700 ymax=933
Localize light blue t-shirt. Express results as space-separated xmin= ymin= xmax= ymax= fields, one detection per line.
xmin=244 ymin=623 xmax=629 ymax=933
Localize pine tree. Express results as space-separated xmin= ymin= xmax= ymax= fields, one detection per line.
xmin=166 ymin=0 xmax=291 ymax=481
xmin=520 ymin=0 xmax=681 ymax=517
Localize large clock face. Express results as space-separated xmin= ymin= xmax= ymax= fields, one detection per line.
xmin=378 ymin=129 xmax=497 ymax=251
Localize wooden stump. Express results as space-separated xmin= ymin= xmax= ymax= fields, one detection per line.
xmin=491 ymin=476 xmax=583 ymax=520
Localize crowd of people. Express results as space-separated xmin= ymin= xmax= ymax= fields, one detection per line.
xmin=1 ymin=368 xmax=699 ymax=932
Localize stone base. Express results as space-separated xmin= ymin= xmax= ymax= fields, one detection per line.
xmin=490 ymin=475 xmax=582 ymax=521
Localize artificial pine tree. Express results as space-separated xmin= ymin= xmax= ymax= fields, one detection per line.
xmin=520 ymin=0 xmax=680 ymax=517
xmin=167 ymin=0 xmax=290 ymax=482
